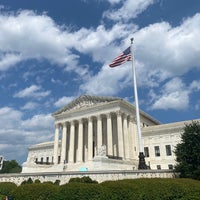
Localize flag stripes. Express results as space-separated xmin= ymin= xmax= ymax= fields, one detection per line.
xmin=109 ymin=47 xmax=131 ymax=67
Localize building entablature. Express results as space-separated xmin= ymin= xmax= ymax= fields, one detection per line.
xmin=52 ymin=95 xmax=160 ymax=127
xmin=29 ymin=141 xmax=54 ymax=150
xmin=54 ymin=110 xmax=134 ymax=126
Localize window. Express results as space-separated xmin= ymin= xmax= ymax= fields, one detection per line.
xmin=168 ymin=164 xmax=173 ymax=170
xmin=154 ymin=146 xmax=160 ymax=157
xmin=46 ymin=157 xmax=49 ymax=163
xmin=165 ymin=145 xmax=172 ymax=156
xmin=144 ymin=147 xmax=149 ymax=157
xmin=35 ymin=158 xmax=38 ymax=164
xmin=157 ymin=165 xmax=161 ymax=170
xmin=41 ymin=157 xmax=43 ymax=164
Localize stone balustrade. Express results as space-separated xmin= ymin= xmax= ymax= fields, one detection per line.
xmin=0 ymin=170 xmax=176 ymax=186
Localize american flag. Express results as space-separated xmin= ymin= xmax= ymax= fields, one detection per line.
xmin=109 ymin=47 xmax=131 ymax=67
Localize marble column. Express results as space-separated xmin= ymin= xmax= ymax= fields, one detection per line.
xmin=77 ymin=119 xmax=83 ymax=162
xmin=117 ymin=111 xmax=124 ymax=158
xmin=68 ymin=121 xmax=75 ymax=163
xmin=129 ymin=117 xmax=135 ymax=159
xmin=123 ymin=114 xmax=130 ymax=160
xmin=107 ymin=113 xmax=113 ymax=156
xmin=53 ymin=124 xmax=60 ymax=164
xmin=88 ymin=117 xmax=93 ymax=161
xmin=61 ymin=123 xmax=67 ymax=163
xmin=97 ymin=115 xmax=103 ymax=152
xmin=84 ymin=121 xmax=88 ymax=162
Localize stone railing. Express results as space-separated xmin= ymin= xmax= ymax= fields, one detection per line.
xmin=0 ymin=170 xmax=177 ymax=186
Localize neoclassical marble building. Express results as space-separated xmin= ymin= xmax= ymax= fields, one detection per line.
xmin=22 ymin=95 xmax=198 ymax=173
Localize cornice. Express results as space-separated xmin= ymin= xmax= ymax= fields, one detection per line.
xmin=52 ymin=95 xmax=161 ymax=125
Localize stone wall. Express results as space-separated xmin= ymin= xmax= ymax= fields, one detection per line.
xmin=0 ymin=170 xmax=176 ymax=186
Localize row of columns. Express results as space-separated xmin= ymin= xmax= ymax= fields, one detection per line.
xmin=53 ymin=111 xmax=137 ymax=165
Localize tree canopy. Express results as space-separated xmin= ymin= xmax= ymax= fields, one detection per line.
xmin=0 ymin=160 xmax=22 ymax=174
xmin=175 ymin=121 xmax=200 ymax=179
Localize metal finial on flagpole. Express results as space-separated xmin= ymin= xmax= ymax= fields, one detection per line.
xmin=130 ymin=38 xmax=148 ymax=170
xmin=131 ymin=37 xmax=134 ymax=44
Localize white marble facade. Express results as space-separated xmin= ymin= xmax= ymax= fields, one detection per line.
xmin=22 ymin=95 xmax=199 ymax=173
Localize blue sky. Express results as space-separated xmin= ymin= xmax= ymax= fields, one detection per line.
xmin=0 ymin=0 xmax=200 ymax=164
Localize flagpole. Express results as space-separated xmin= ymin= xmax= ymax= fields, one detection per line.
xmin=130 ymin=38 xmax=147 ymax=169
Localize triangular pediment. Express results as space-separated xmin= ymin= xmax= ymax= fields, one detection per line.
xmin=53 ymin=95 xmax=121 ymax=115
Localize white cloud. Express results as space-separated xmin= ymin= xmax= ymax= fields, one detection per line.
xmin=0 ymin=106 xmax=54 ymax=163
xmin=134 ymin=14 xmax=200 ymax=76
xmin=0 ymin=6 xmax=199 ymax=83
xmin=104 ymin=0 xmax=155 ymax=21
xmin=78 ymin=13 xmax=200 ymax=100
xmin=151 ymin=91 xmax=189 ymax=110
xmin=21 ymin=114 xmax=54 ymax=131
xmin=80 ymin=63 xmax=132 ymax=96
xmin=107 ymin=0 xmax=122 ymax=4
xmin=0 ymin=107 xmax=23 ymax=129
xmin=190 ymin=80 xmax=200 ymax=91
xmin=21 ymin=102 xmax=39 ymax=110
xmin=0 ymin=10 xmax=77 ymax=70
xmin=66 ymin=23 xmax=137 ymax=63
xmin=0 ymin=9 xmax=136 ymax=76
xmin=150 ymin=78 xmax=190 ymax=110
xmin=14 ymin=85 xmax=50 ymax=99
xmin=54 ymin=96 xmax=76 ymax=108
xmin=194 ymin=100 xmax=200 ymax=111
xmin=0 ymin=53 xmax=22 ymax=71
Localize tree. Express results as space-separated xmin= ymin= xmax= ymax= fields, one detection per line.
xmin=174 ymin=121 xmax=200 ymax=180
xmin=0 ymin=160 xmax=22 ymax=174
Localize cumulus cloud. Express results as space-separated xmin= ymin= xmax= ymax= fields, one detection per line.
xmin=0 ymin=10 xmax=78 ymax=71
xmin=21 ymin=114 xmax=54 ymax=131
xmin=65 ymin=23 xmax=137 ymax=63
xmin=79 ymin=13 xmax=200 ymax=100
xmin=21 ymin=102 xmax=39 ymax=110
xmin=150 ymin=78 xmax=190 ymax=110
xmin=14 ymin=85 xmax=50 ymax=99
xmin=104 ymin=0 xmax=155 ymax=21
xmin=0 ymin=107 xmax=23 ymax=129
xmin=54 ymin=96 xmax=76 ymax=108
xmin=189 ymin=80 xmax=200 ymax=91
xmin=0 ymin=53 xmax=22 ymax=71
xmin=80 ymin=63 xmax=132 ymax=96
xmin=0 ymin=9 xmax=136 ymax=76
xmin=134 ymin=14 xmax=200 ymax=75
xmin=0 ymin=106 xmax=54 ymax=163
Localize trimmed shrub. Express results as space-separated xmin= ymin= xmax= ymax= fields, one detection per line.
xmin=54 ymin=179 xmax=60 ymax=185
xmin=12 ymin=183 xmax=58 ymax=200
xmin=58 ymin=182 xmax=102 ymax=200
xmin=21 ymin=177 xmax=33 ymax=185
xmin=1 ymin=178 xmax=200 ymax=200
xmin=0 ymin=182 xmax=17 ymax=197
xmin=34 ymin=179 xmax=41 ymax=184
xmin=69 ymin=176 xmax=98 ymax=184
xmin=101 ymin=178 xmax=200 ymax=200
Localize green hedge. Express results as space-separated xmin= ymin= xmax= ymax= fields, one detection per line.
xmin=1 ymin=178 xmax=200 ymax=200
xmin=0 ymin=182 xmax=17 ymax=197
xmin=68 ymin=176 xmax=98 ymax=184
xmin=101 ymin=178 xmax=200 ymax=200
xmin=12 ymin=182 xmax=59 ymax=200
